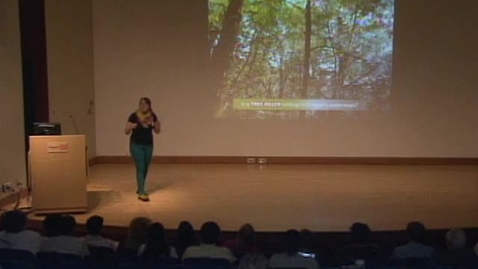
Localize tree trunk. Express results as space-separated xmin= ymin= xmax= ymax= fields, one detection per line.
xmin=300 ymin=0 xmax=312 ymax=119
xmin=229 ymin=33 xmax=257 ymax=96
xmin=210 ymin=0 xmax=245 ymax=117
xmin=211 ymin=0 xmax=244 ymax=78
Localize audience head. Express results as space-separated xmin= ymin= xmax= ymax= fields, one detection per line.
xmin=143 ymin=222 xmax=170 ymax=258
xmin=58 ymin=215 xmax=77 ymax=236
xmin=147 ymin=222 xmax=166 ymax=244
xmin=177 ymin=221 xmax=195 ymax=243
xmin=43 ymin=214 xmax=62 ymax=237
xmin=406 ymin=221 xmax=427 ymax=243
xmin=446 ymin=228 xmax=466 ymax=249
xmin=86 ymin=215 xmax=104 ymax=235
xmin=200 ymin=221 xmax=221 ymax=244
xmin=285 ymin=229 xmax=301 ymax=255
xmin=300 ymin=229 xmax=316 ymax=250
xmin=238 ymin=223 xmax=255 ymax=247
xmin=2 ymin=210 xmax=27 ymax=233
xmin=127 ymin=217 xmax=152 ymax=246
xmin=350 ymin=222 xmax=371 ymax=244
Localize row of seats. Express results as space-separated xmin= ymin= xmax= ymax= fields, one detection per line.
xmin=0 ymin=248 xmax=226 ymax=269
xmin=1 ymin=248 xmax=477 ymax=269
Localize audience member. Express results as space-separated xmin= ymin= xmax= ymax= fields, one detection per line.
xmin=299 ymin=229 xmax=321 ymax=262
xmin=121 ymin=217 xmax=152 ymax=253
xmin=238 ymin=252 xmax=268 ymax=269
xmin=336 ymin=222 xmax=381 ymax=266
xmin=391 ymin=221 xmax=434 ymax=260
xmin=0 ymin=210 xmax=42 ymax=254
xmin=173 ymin=221 xmax=196 ymax=259
xmin=182 ymin=221 xmax=236 ymax=263
xmin=432 ymin=228 xmax=478 ymax=266
xmin=83 ymin=215 xmax=118 ymax=250
xmin=138 ymin=222 xmax=177 ymax=260
xmin=1 ymin=210 xmax=475 ymax=268
xmin=269 ymin=229 xmax=320 ymax=269
xmin=223 ymin=223 xmax=258 ymax=259
xmin=42 ymin=214 xmax=62 ymax=237
xmin=40 ymin=215 xmax=88 ymax=256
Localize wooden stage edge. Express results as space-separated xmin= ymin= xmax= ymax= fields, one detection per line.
xmin=92 ymin=156 xmax=478 ymax=165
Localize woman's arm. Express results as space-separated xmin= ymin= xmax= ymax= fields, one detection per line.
xmin=125 ymin=122 xmax=137 ymax=135
xmin=151 ymin=113 xmax=160 ymax=134
xmin=153 ymin=121 xmax=161 ymax=134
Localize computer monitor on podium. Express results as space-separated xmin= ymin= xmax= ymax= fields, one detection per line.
xmin=32 ymin=122 xmax=62 ymax=136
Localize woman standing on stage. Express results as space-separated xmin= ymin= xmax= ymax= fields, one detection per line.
xmin=125 ymin=97 xmax=160 ymax=202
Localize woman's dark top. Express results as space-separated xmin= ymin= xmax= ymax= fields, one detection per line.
xmin=128 ymin=112 xmax=158 ymax=146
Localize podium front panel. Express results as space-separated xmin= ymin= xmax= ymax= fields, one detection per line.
xmin=29 ymin=135 xmax=87 ymax=214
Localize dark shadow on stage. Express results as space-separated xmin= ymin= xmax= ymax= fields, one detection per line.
xmin=87 ymin=191 xmax=103 ymax=211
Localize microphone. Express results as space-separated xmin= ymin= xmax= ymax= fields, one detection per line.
xmin=69 ymin=114 xmax=79 ymax=134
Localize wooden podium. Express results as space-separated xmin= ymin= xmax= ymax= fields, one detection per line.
xmin=29 ymin=135 xmax=87 ymax=214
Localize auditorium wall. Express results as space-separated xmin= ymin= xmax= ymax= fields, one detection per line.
xmin=0 ymin=0 xmax=27 ymax=189
xmin=44 ymin=0 xmax=96 ymax=159
xmin=92 ymin=0 xmax=478 ymax=158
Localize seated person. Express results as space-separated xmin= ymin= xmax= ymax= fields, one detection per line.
xmin=137 ymin=222 xmax=177 ymax=260
xmin=173 ymin=221 xmax=196 ymax=260
xmin=182 ymin=221 xmax=236 ymax=264
xmin=0 ymin=210 xmax=42 ymax=254
xmin=119 ymin=217 xmax=152 ymax=254
xmin=432 ymin=228 xmax=478 ymax=266
xmin=391 ymin=221 xmax=434 ymax=260
xmin=42 ymin=214 xmax=62 ymax=238
xmin=336 ymin=223 xmax=381 ymax=266
xmin=299 ymin=229 xmax=322 ymax=263
xmin=223 ymin=223 xmax=258 ymax=259
xmin=83 ymin=215 xmax=118 ymax=250
xmin=238 ymin=252 xmax=268 ymax=269
xmin=40 ymin=215 xmax=88 ymax=257
xmin=269 ymin=229 xmax=320 ymax=269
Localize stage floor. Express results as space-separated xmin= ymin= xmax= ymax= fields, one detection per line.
xmin=53 ymin=164 xmax=478 ymax=232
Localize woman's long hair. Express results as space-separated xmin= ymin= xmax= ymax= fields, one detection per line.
xmin=124 ymin=217 xmax=152 ymax=251
xmin=142 ymin=222 xmax=170 ymax=260
xmin=174 ymin=221 xmax=195 ymax=259
xmin=237 ymin=223 xmax=255 ymax=251
xmin=136 ymin=97 xmax=153 ymax=123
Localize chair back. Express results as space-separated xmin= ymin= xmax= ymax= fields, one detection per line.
xmin=0 ymin=248 xmax=36 ymax=261
xmin=184 ymin=258 xmax=232 ymax=269
xmin=85 ymin=246 xmax=117 ymax=269
xmin=36 ymin=251 xmax=86 ymax=269
xmin=0 ymin=248 xmax=36 ymax=269
xmin=389 ymin=257 xmax=432 ymax=267
xmin=88 ymin=245 xmax=116 ymax=256
xmin=115 ymin=247 xmax=140 ymax=269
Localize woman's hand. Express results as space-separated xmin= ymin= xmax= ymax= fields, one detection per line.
xmin=125 ymin=122 xmax=137 ymax=135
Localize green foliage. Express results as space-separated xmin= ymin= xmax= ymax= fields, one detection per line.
xmin=209 ymin=0 xmax=394 ymax=119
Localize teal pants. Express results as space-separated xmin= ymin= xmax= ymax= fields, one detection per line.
xmin=130 ymin=143 xmax=153 ymax=195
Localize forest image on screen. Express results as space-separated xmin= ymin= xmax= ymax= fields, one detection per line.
xmin=209 ymin=0 xmax=394 ymax=119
